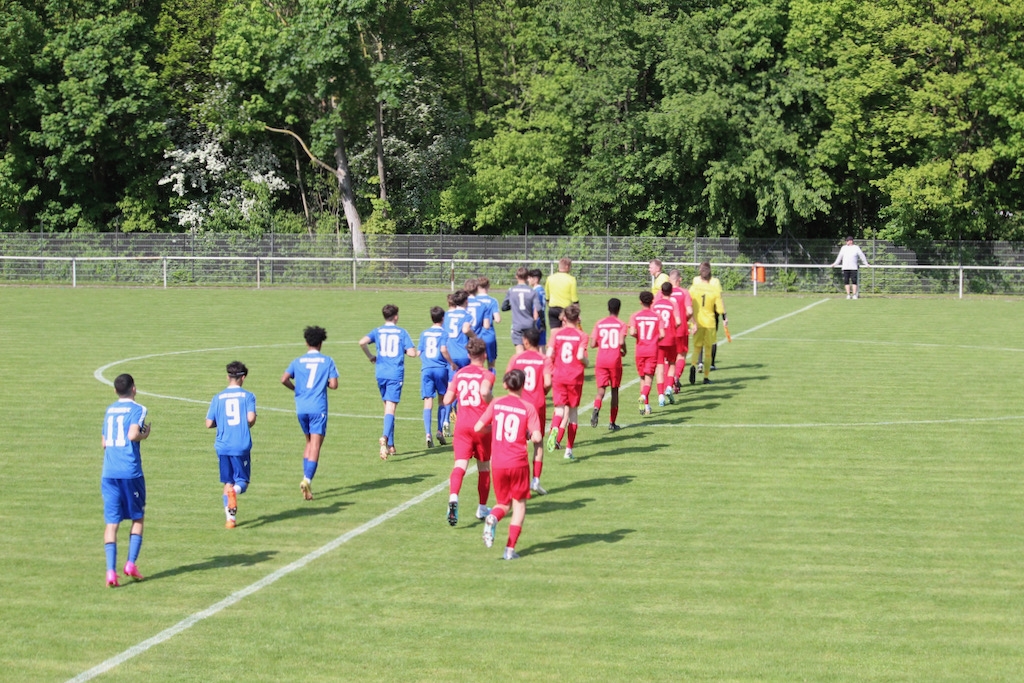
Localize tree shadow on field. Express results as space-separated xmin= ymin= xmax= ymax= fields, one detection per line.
xmin=317 ymin=474 xmax=434 ymax=499
xmin=145 ymin=550 xmax=279 ymax=581
xmin=519 ymin=528 xmax=635 ymax=556
xmin=528 ymin=497 xmax=595 ymax=516
xmin=586 ymin=442 xmax=672 ymax=459
xmin=237 ymin=500 xmax=352 ymax=528
xmin=545 ymin=475 xmax=634 ymax=496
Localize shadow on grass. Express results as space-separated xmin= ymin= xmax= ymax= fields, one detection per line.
xmin=519 ymin=528 xmax=635 ymax=556
xmin=316 ymin=474 xmax=435 ymax=499
xmin=528 ymin=497 xmax=595 ymax=515
xmin=236 ymin=500 xmax=352 ymax=529
xmin=145 ymin=550 xmax=279 ymax=581
xmin=545 ymin=475 xmax=634 ymax=495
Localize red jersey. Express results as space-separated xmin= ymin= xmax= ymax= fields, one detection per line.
xmin=479 ymin=394 xmax=541 ymax=469
xmin=547 ymin=326 xmax=589 ymax=384
xmin=591 ymin=316 xmax=627 ymax=369
xmin=629 ymin=308 xmax=663 ymax=358
xmin=450 ymin=364 xmax=491 ymax=435
xmin=670 ymin=286 xmax=692 ymax=332
xmin=505 ymin=350 xmax=549 ymax=409
xmin=652 ymin=298 xmax=679 ymax=347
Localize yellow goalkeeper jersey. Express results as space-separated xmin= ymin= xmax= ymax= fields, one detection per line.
xmin=689 ymin=278 xmax=723 ymax=329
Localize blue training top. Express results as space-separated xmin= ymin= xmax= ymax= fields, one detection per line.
xmin=418 ymin=326 xmax=448 ymax=372
xmin=206 ymin=387 xmax=257 ymax=456
xmin=102 ymin=398 xmax=147 ymax=479
xmin=285 ymin=351 xmax=339 ymax=415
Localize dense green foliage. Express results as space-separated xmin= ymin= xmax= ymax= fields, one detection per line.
xmin=3 ymin=0 xmax=1024 ymax=240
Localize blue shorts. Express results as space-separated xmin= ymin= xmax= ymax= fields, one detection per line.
xmin=218 ymin=453 xmax=251 ymax=486
xmin=480 ymin=331 xmax=498 ymax=363
xmin=421 ymin=368 xmax=449 ymax=399
xmin=297 ymin=412 xmax=328 ymax=436
xmin=378 ymin=377 xmax=404 ymax=403
xmin=102 ymin=476 xmax=146 ymax=524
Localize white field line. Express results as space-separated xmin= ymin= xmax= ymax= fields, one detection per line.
xmin=71 ymin=300 xmax=826 ymax=681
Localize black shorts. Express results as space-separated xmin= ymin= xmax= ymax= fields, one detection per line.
xmin=548 ymin=306 xmax=564 ymax=330
xmin=842 ymin=270 xmax=858 ymax=285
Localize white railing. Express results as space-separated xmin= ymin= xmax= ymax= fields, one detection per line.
xmin=2 ymin=255 xmax=1023 ymax=297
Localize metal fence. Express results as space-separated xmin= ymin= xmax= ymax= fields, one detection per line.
xmin=2 ymin=233 xmax=1024 ymax=295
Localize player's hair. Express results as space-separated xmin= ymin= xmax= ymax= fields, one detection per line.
xmin=476 ymin=276 xmax=490 ymax=290
xmin=650 ymin=258 xmax=662 ymax=268
xmin=463 ymin=278 xmax=477 ymax=294
xmin=668 ymin=268 xmax=681 ymax=283
xmin=699 ymin=262 xmax=712 ymax=281
xmin=304 ymin=325 xmax=328 ymax=348
xmin=447 ymin=292 xmax=455 ymax=307
xmin=661 ymin=281 xmax=673 ymax=296
xmin=466 ymin=337 xmax=487 ymax=358
xmin=451 ymin=289 xmax=468 ymax=307
xmin=607 ymin=297 xmax=621 ymax=315
xmin=563 ymin=303 xmax=581 ymax=323
xmin=522 ymin=326 xmax=540 ymax=347
xmin=639 ymin=291 xmax=654 ymax=306
xmin=430 ymin=306 xmax=445 ymax=324
xmin=558 ymin=257 xmax=572 ymax=271
xmin=114 ymin=373 xmax=135 ymax=397
xmin=226 ymin=361 xmax=248 ymax=379
xmin=527 ymin=268 xmax=543 ymax=280
xmin=382 ymin=304 xmax=399 ymax=320
xmin=845 ymin=235 xmax=853 ymax=242
xmin=504 ymin=369 xmax=525 ymax=392
xmin=515 ymin=266 xmax=529 ymax=281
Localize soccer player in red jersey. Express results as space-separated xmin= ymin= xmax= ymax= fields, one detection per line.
xmin=505 ymin=327 xmax=551 ymax=494
xmin=628 ymin=291 xmax=664 ymax=415
xmin=441 ymin=338 xmax=493 ymax=526
xmin=474 ymin=369 xmax=543 ymax=560
xmin=544 ymin=304 xmax=588 ymax=460
xmin=652 ymin=282 xmax=682 ymax=407
xmin=668 ymin=269 xmax=694 ymax=392
xmin=590 ymin=297 xmax=628 ymax=431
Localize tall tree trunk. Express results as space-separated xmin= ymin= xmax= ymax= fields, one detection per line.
xmin=373 ymin=35 xmax=388 ymax=211
xmin=291 ymin=138 xmax=312 ymax=233
xmin=333 ymin=128 xmax=365 ymax=256
xmin=468 ymin=0 xmax=487 ymax=111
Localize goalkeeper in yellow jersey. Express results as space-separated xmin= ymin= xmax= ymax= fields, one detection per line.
xmin=688 ymin=262 xmax=726 ymax=385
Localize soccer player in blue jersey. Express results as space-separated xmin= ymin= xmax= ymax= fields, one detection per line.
xmin=528 ymin=268 xmax=547 ymax=352
xmin=442 ymin=288 xmax=473 ymax=372
xmin=281 ymin=326 xmax=339 ymax=500
xmin=474 ymin=276 xmax=502 ymax=372
xmin=206 ymin=361 xmax=257 ymax=529
xmin=101 ymin=373 xmax=151 ymax=587
xmin=418 ymin=306 xmax=450 ymax=448
xmin=360 ymin=304 xmax=419 ymax=460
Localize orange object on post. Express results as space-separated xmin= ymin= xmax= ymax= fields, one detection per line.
xmin=752 ymin=265 xmax=766 ymax=283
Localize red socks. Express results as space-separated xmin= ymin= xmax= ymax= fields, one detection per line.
xmin=508 ymin=524 xmax=521 ymax=549
xmin=449 ymin=466 xmax=466 ymax=495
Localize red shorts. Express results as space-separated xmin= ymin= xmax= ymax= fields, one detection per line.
xmin=635 ymin=354 xmax=657 ymax=377
xmin=552 ymin=380 xmax=583 ymax=407
xmin=676 ymin=331 xmax=689 ymax=356
xmin=453 ymin=428 xmax=490 ymax=463
xmin=492 ymin=465 xmax=530 ymax=505
xmin=595 ymin=364 xmax=622 ymax=389
xmin=533 ymin=402 xmax=547 ymax=432
xmin=657 ymin=345 xmax=677 ymax=366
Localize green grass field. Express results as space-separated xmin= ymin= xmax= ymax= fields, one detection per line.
xmin=2 ymin=287 xmax=1024 ymax=682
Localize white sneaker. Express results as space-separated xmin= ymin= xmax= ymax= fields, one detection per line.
xmin=503 ymin=548 xmax=520 ymax=560
xmin=846 ymin=294 xmax=852 ymax=299
xmin=476 ymin=504 xmax=491 ymax=519
xmin=644 ymin=404 xmax=652 ymax=416
xmin=564 ymin=448 xmax=574 ymax=460
xmin=853 ymin=294 xmax=859 ymax=299
xmin=483 ymin=514 xmax=497 ymax=548
xmin=697 ymin=362 xmax=704 ymax=373
xmin=658 ymin=395 xmax=666 ymax=407
xmin=530 ymin=478 xmax=547 ymax=495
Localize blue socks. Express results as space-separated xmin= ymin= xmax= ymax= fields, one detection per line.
xmin=423 ymin=408 xmax=432 ymax=435
xmin=105 ymin=542 xmax=116 ymax=572
xmin=383 ymin=414 xmax=396 ymax=445
xmin=303 ymin=459 xmax=318 ymax=481
xmin=128 ymin=533 xmax=142 ymax=564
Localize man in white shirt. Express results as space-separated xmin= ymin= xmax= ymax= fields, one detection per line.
xmin=831 ymin=236 xmax=869 ymax=299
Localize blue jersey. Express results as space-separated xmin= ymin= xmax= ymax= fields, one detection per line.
xmin=478 ymin=295 xmax=499 ymax=342
xmin=285 ymin=351 xmax=339 ymax=415
xmin=442 ymin=308 xmax=472 ymax=363
xmin=102 ymin=398 xmax=147 ymax=479
xmin=367 ymin=323 xmax=415 ymax=380
xmin=418 ymin=326 xmax=448 ymax=373
xmin=533 ymin=285 xmax=547 ymax=317
xmin=206 ymin=387 xmax=257 ymax=456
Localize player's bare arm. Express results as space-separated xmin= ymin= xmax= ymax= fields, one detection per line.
xmin=359 ymin=336 xmax=376 ymax=363
xmin=281 ymin=372 xmax=295 ymax=390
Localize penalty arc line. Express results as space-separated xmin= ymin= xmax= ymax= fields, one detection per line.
xmin=70 ymin=300 xmax=825 ymax=682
